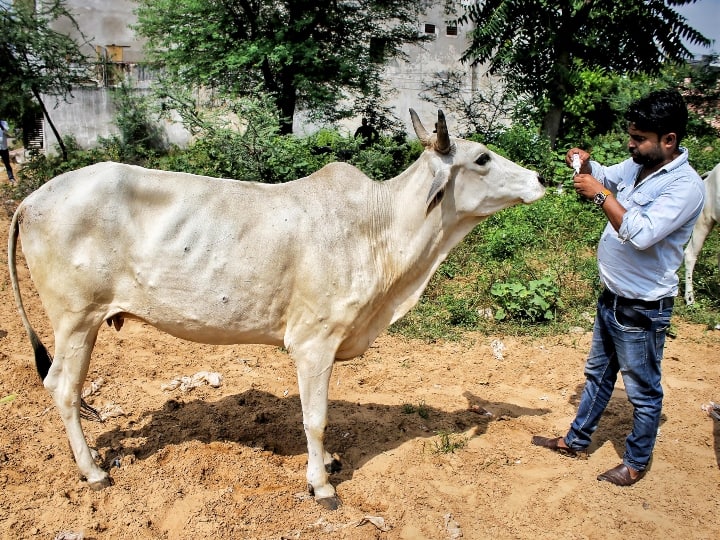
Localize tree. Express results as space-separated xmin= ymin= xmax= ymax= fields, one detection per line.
xmin=420 ymin=69 xmax=515 ymax=139
xmin=134 ymin=0 xmax=429 ymax=135
xmin=458 ymin=0 xmax=711 ymax=147
xmin=0 ymin=0 xmax=93 ymax=160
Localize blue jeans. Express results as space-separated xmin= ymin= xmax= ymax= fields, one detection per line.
xmin=564 ymin=293 xmax=673 ymax=471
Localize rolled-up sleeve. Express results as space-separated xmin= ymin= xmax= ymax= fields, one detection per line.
xmin=590 ymin=160 xmax=636 ymax=193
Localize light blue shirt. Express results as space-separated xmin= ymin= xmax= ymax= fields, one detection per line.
xmin=0 ymin=120 xmax=9 ymax=151
xmin=589 ymin=148 xmax=705 ymax=301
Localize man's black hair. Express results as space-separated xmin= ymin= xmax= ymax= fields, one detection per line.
xmin=624 ymin=88 xmax=688 ymax=143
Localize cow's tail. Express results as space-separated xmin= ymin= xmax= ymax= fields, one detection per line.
xmin=8 ymin=206 xmax=53 ymax=381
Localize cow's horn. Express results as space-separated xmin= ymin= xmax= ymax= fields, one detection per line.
xmin=409 ymin=108 xmax=432 ymax=146
xmin=435 ymin=110 xmax=451 ymax=154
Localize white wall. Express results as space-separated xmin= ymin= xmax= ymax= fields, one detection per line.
xmin=42 ymin=88 xmax=192 ymax=152
xmin=46 ymin=1 xmax=483 ymax=148
xmin=42 ymin=88 xmax=115 ymax=150
xmin=385 ymin=2 xmax=478 ymax=136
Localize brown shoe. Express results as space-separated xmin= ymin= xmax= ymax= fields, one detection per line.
xmin=531 ymin=435 xmax=588 ymax=459
xmin=597 ymin=463 xmax=645 ymax=486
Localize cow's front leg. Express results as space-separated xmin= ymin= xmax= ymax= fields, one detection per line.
xmin=294 ymin=351 xmax=340 ymax=510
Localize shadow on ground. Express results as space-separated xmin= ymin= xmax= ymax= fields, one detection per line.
xmin=95 ymin=388 xmax=551 ymax=482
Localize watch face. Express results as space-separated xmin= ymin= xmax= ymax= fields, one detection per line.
xmin=593 ymin=192 xmax=607 ymax=206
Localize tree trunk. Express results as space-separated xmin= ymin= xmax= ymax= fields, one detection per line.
xmin=541 ymin=106 xmax=563 ymax=149
xmin=31 ymin=87 xmax=67 ymax=161
xmin=260 ymin=61 xmax=296 ymax=135
xmin=277 ymin=70 xmax=296 ymax=135
xmin=542 ymin=48 xmax=571 ymax=149
xmin=278 ymin=99 xmax=295 ymax=135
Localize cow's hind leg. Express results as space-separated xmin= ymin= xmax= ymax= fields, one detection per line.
xmin=292 ymin=344 xmax=341 ymax=510
xmin=43 ymin=320 xmax=108 ymax=489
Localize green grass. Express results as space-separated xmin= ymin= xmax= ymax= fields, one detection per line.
xmin=433 ymin=431 xmax=469 ymax=454
xmin=391 ymin=189 xmax=720 ymax=341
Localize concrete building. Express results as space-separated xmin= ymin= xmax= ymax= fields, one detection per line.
xmin=41 ymin=0 xmax=483 ymax=150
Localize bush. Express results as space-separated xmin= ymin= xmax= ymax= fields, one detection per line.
xmin=683 ymin=135 xmax=720 ymax=176
xmin=481 ymin=124 xmax=556 ymax=181
xmin=5 ymin=136 xmax=121 ymax=201
xmin=491 ymin=277 xmax=562 ymax=322
xmin=111 ymin=81 xmax=165 ymax=161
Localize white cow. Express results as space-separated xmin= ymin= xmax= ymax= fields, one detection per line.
xmin=8 ymin=110 xmax=544 ymax=509
xmin=684 ymin=163 xmax=719 ymax=305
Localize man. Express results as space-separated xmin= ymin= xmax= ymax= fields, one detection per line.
xmin=354 ymin=117 xmax=379 ymax=149
xmin=532 ymin=89 xmax=705 ymax=486
xmin=0 ymin=119 xmax=15 ymax=183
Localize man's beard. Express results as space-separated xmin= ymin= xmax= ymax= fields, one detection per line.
xmin=630 ymin=147 xmax=664 ymax=168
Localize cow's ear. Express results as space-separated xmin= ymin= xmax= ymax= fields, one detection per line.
xmin=426 ymin=168 xmax=449 ymax=206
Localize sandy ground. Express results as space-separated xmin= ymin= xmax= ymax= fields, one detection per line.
xmin=1 ymin=174 xmax=719 ymax=539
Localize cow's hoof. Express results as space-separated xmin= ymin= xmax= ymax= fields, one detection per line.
xmin=325 ymin=458 xmax=342 ymax=474
xmin=87 ymin=475 xmax=113 ymax=491
xmin=316 ymin=495 xmax=342 ymax=510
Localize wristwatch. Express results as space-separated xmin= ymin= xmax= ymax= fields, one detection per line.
xmin=593 ymin=188 xmax=611 ymax=207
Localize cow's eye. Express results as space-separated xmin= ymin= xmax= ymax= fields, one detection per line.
xmin=475 ymin=153 xmax=491 ymax=166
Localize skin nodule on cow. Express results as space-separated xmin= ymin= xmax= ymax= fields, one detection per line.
xmin=8 ymin=109 xmax=545 ymax=510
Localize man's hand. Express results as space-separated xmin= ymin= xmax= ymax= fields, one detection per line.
xmin=573 ymin=173 xmax=606 ymax=200
xmin=565 ymin=148 xmax=591 ymax=174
